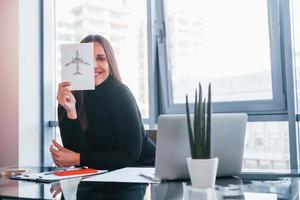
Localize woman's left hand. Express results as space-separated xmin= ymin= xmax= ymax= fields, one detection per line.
xmin=50 ymin=140 xmax=80 ymax=167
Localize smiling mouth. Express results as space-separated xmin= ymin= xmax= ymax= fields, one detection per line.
xmin=94 ymin=71 xmax=103 ymax=76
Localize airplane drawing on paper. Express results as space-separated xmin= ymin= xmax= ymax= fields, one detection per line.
xmin=64 ymin=50 xmax=91 ymax=75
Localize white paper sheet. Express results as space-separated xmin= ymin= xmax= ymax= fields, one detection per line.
xmin=83 ymin=167 xmax=160 ymax=183
xmin=244 ymin=192 xmax=277 ymax=200
xmin=60 ymin=177 xmax=81 ymax=200
xmin=61 ymin=43 xmax=95 ymax=91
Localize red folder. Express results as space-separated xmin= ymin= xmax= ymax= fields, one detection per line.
xmin=54 ymin=168 xmax=97 ymax=176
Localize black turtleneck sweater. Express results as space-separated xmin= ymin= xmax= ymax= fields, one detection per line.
xmin=58 ymin=75 xmax=156 ymax=170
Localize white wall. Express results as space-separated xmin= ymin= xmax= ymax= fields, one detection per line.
xmin=18 ymin=0 xmax=41 ymax=166
xmin=0 ymin=0 xmax=41 ymax=167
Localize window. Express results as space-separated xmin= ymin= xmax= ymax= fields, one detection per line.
xmin=51 ymin=0 xmax=149 ymax=145
xmin=154 ymin=0 xmax=296 ymax=172
xmin=55 ymin=0 xmax=149 ymax=119
xmin=158 ymin=0 xmax=285 ymax=113
xmin=243 ymin=122 xmax=290 ymax=171
xmin=44 ymin=0 xmax=299 ymax=171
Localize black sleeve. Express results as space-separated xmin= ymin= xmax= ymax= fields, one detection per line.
xmin=58 ymin=106 xmax=89 ymax=153
xmin=80 ymin=86 xmax=144 ymax=170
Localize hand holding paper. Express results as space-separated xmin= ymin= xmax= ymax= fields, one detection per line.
xmin=56 ymin=81 xmax=77 ymax=119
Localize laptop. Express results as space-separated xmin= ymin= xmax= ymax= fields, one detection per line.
xmin=154 ymin=113 xmax=248 ymax=180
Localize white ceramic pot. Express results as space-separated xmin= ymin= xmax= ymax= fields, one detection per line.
xmin=187 ymin=157 xmax=219 ymax=188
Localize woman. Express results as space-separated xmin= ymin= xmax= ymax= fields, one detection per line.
xmin=50 ymin=35 xmax=156 ymax=170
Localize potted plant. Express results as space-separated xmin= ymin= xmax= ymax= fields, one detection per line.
xmin=185 ymin=83 xmax=218 ymax=188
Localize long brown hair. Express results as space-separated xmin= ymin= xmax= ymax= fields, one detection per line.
xmin=58 ymin=34 xmax=122 ymax=132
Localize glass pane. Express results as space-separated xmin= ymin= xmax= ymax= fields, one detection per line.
xmin=55 ymin=0 xmax=149 ymax=118
xmin=164 ymin=0 xmax=273 ymax=103
xmin=293 ymin=0 xmax=300 ymax=112
xmin=243 ymin=122 xmax=290 ymax=172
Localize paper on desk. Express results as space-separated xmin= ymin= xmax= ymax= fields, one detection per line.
xmin=61 ymin=43 xmax=95 ymax=91
xmin=83 ymin=167 xmax=159 ymax=183
xmin=244 ymin=192 xmax=277 ymax=200
xmin=60 ymin=177 xmax=81 ymax=200
xmin=11 ymin=169 xmax=107 ymax=183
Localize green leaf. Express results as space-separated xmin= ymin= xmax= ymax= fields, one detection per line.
xmin=185 ymin=95 xmax=194 ymax=158
xmin=195 ymin=83 xmax=202 ymax=158
xmin=193 ymin=89 xmax=197 ymax=148
xmin=206 ymin=83 xmax=212 ymax=158
xmin=186 ymin=83 xmax=212 ymax=159
xmin=201 ymin=98 xmax=206 ymax=158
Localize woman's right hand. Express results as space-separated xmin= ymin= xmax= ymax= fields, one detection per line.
xmin=57 ymin=82 xmax=77 ymax=119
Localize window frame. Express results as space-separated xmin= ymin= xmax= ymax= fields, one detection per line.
xmin=156 ymin=0 xmax=287 ymax=115
xmin=43 ymin=0 xmax=157 ymax=165
xmin=280 ymin=0 xmax=299 ymax=171
xmin=42 ymin=0 xmax=56 ymax=166
xmin=155 ymin=0 xmax=299 ymax=172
